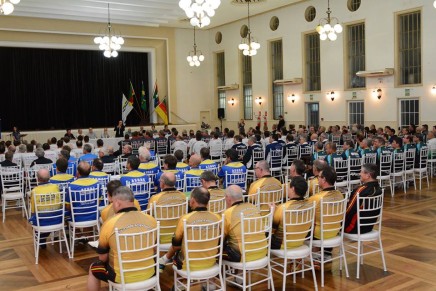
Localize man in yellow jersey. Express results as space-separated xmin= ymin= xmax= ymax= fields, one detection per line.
xmin=87 ymin=186 xmax=157 ymax=291
xmin=271 ymin=176 xmax=312 ymax=249
xmin=308 ymin=166 xmax=343 ymax=259
xmin=160 ymin=187 xmax=220 ymax=272
xmin=200 ymin=170 xmax=225 ymax=200
xmin=222 ymin=185 xmax=267 ymax=262
xmin=307 ymin=159 xmax=327 ymax=196
xmin=100 ymin=180 xmax=141 ymax=223
xmin=29 ymin=168 xmax=61 ymax=248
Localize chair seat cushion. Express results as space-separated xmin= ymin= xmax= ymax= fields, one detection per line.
xmin=109 ymin=276 xmax=158 ymax=291
xmin=222 ymin=256 xmax=268 ymax=270
xmin=344 ymin=230 xmax=380 ymax=241
xmin=271 ymin=245 xmax=310 ymax=259
xmin=312 ymin=235 xmax=342 ymax=248
xmin=172 ymin=264 xmax=220 ymax=279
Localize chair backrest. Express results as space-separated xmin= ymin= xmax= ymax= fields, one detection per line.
xmin=102 ymin=162 xmax=117 ymax=174
xmin=252 ymin=149 xmax=265 ymax=165
xmin=334 ymin=159 xmax=349 ymax=184
xmin=209 ymin=142 xmax=222 ymax=158
xmin=256 ymin=187 xmax=284 ymax=216
xmin=342 ymin=134 xmax=352 ymax=142
xmin=94 ymin=174 xmax=110 ymax=189
xmin=184 ymin=175 xmax=202 ymax=192
xmin=237 ymin=148 xmax=247 ymax=160
xmin=68 ymin=185 xmax=100 ymax=223
xmin=33 ymin=190 xmax=65 ymax=227
xmin=156 ymin=139 xmax=168 ymax=155
xmin=152 ymin=198 xmax=189 ymax=243
xmin=392 ymin=152 xmax=405 ymax=173
xmin=182 ymin=216 xmax=224 ymax=272
xmin=118 ymin=156 xmax=128 ymax=174
xmin=225 ymin=172 xmax=247 ymax=191
xmin=404 ymin=149 xmax=415 ymax=171
xmin=319 ymin=196 xmax=348 ymax=240
xmin=22 ymin=153 xmax=37 ymax=169
xmin=418 ymin=147 xmax=428 ymax=168
xmin=114 ymin=222 xmax=160 ymax=287
xmin=332 ymin=135 xmax=341 ymax=144
xmin=348 ymin=157 xmax=362 ymax=181
xmin=282 ymin=201 xmax=316 ymax=251
xmin=239 ymin=211 xmax=272 ymax=264
xmin=66 ymin=162 xmax=76 ymax=175
xmin=362 ymin=153 xmax=377 ymax=165
xmin=131 ymin=140 xmax=144 ymax=155
xmin=126 ymin=181 xmax=152 ymax=211
xmin=12 ymin=155 xmax=22 ymax=167
xmin=0 ymin=166 xmax=24 ymax=193
xmin=355 ymin=191 xmax=384 ymax=236
xmin=378 ymin=153 xmax=392 ymax=177
xmin=208 ymin=196 xmax=226 ymax=215
xmin=336 ymin=145 xmax=344 ymax=154
xmin=299 ymin=145 xmax=312 ymax=159
xmin=26 ymin=167 xmax=40 ymax=192
xmin=284 ymin=147 xmax=298 ymax=167
xmin=175 ymin=175 xmax=185 ymax=191
xmin=269 ymin=149 xmax=283 ymax=169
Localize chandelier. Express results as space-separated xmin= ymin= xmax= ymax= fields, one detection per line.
xmin=187 ymin=27 xmax=205 ymax=67
xmin=316 ymin=0 xmax=343 ymax=41
xmin=93 ymin=3 xmax=124 ymax=58
xmin=238 ymin=0 xmax=260 ymax=56
xmin=0 ymin=0 xmax=20 ymax=15
xmin=178 ymin=0 xmax=221 ymax=28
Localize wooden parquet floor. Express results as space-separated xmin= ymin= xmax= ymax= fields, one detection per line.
xmin=1 ymin=180 xmax=436 ymax=291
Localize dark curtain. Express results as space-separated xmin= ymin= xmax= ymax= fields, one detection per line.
xmin=0 ymin=47 xmax=149 ymax=131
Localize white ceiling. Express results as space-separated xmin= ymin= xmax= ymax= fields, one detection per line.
xmin=11 ymin=0 xmax=306 ymax=28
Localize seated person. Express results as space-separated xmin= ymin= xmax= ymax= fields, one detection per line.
xmin=218 ymin=149 xmax=247 ymax=188
xmin=200 ymin=170 xmax=225 ymax=201
xmin=137 ymin=146 xmax=161 ymax=176
xmin=87 ymin=186 xmax=157 ymax=291
xmin=89 ymin=158 xmax=110 ymax=184
xmin=174 ymin=149 xmax=190 ymax=172
xmin=158 ymin=187 xmax=220 ymax=272
xmin=154 ymin=155 xmax=184 ymax=192
xmin=222 ymin=185 xmax=267 ymax=262
xmin=271 ymin=176 xmax=312 ymax=249
xmin=78 ymin=144 xmax=98 ymax=164
xmin=199 ymin=147 xmax=219 ymax=173
xmin=307 ymin=159 xmax=327 ymax=196
xmin=30 ymin=148 xmax=53 ymax=167
xmin=242 ymin=136 xmax=262 ymax=170
xmin=345 ymin=164 xmax=382 ymax=234
xmin=184 ymin=154 xmax=204 ymax=192
xmin=49 ymin=157 xmax=75 ymax=185
xmin=100 ymin=180 xmax=141 ymax=223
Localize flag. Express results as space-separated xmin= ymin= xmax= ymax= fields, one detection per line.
xmin=128 ymin=81 xmax=135 ymax=104
xmin=152 ymin=81 xmax=159 ymax=108
xmin=140 ymin=81 xmax=147 ymax=111
xmin=155 ymin=97 xmax=168 ymax=125
xmin=121 ymin=93 xmax=133 ymax=125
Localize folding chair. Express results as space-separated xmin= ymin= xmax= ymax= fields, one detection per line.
xmin=414 ymin=147 xmax=429 ymax=189
xmin=390 ymin=152 xmax=406 ymax=196
xmin=208 ymin=196 xmax=226 ymax=215
xmin=257 ymin=187 xmax=284 ymax=216
xmin=282 ymin=147 xmax=298 ymax=180
xmin=334 ymin=159 xmax=349 ymax=195
xmin=173 ymin=217 xmax=225 ymax=291
xmin=184 ymin=175 xmax=202 ymax=192
xmin=348 ymin=158 xmax=363 ymax=192
xmin=404 ymin=149 xmax=416 ymax=191
xmin=1 ymin=166 xmax=28 ymax=222
xmin=126 ymin=181 xmax=152 ymax=211
xmin=31 ymin=190 xmax=71 ymax=264
xmin=427 ymin=144 xmax=436 ymax=177
xmin=270 ymin=201 xmax=317 ymax=290
xmin=223 ymin=211 xmax=275 ymax=290
xmin=362 ymin=153 xmax=376 ymax=165
xmin=109 ymin=223 xmax=160 ymax=291
xmin=269 ymin=149 xmax=283 ymax=181
xmin=246 ymin=149 xmax=264 ymax=182
xmin=102 ymin=162 xmax=117 ymax=175
xmin=225 ymin=172 xmax=248 ymax=191
xmin=377 ymin=153 xmax=392 ymax=194
xmin=344 ymin=191 xmax=387 ymax=279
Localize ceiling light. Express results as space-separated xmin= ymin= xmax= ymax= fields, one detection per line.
xmin=238 ymin=0 xmax=260 ymax=57
xmin=0 ymin=0 xmax=20 ymax=15
xmin=316 ymin=0 xmax=342 ymax=41
xmin=94 ymin=4 xmax=124 ymax=58
xmin=187 ymin=26 xmax=204 ymax=67
xmin=179 ymin=0 xmax=221 ymax=28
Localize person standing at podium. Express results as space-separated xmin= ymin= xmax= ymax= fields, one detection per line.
xmin=12 ymin=126 xmax=20 ymax=141
xmin=114 ymin=120 xmax=125 ymax=137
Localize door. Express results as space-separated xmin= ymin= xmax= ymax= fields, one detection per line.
xmin=306 ymin=102 xmax=319 ymax=128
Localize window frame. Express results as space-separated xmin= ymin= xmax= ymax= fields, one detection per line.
xmin=348 ymin=101 xmax=365 ymax=126
xmin=304 ymin=32 xmax=321 ymax=92
xmin=398 ymin=98 xmax=419 ymax=128
xmin=270 ymin=39 xmax=284 ymax=120
xmin=345 ymin=22 xmax=366 ymax=89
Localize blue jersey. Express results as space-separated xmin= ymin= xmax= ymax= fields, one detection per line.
xmin=138 ymin=162 xmax=161 ymax=176
xmin=120 ymin=170 xmax=149 ymax=186
xmin=78 ymin=153 xmax=98 ymax=163
xmin=176 ymin=162 xmax=190 ymax=173
xmin=199 ymin=160 xmax=219 ymax=174
xmin=154 ymin=170 xmax=184 ymax=192
xmin=67 ymin=177 xmax=100 ymax=222
xmin=326 ymin=153 xmax=342 ymax=166
xmin=184 ymin=168 xmax=204 ymax=192
xmin=218 ymin=162 xmax=247 ymax=188
xmin=342 ymin=149 xmax=360 ymax=160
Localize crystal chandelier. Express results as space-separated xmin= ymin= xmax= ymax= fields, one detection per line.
xmin=238 ymin=0 xmax=260 ymax=56
xmin=187 ymin=27 xmax=205 ymax=67
xmin=178 ymin=0 xmax=221 ymax=28
xmin=0 ymin=0 xmax=20 ymax=15
xmin=93 ymin=4 xmax=124 ymax=58
xmin=316 ymin=0 xmax=343 ymax=41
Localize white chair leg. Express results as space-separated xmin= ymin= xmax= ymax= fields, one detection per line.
xmin=379 ymin=237 xmax=387 ymax=272
xmin=356 ymin=241 xmax=361 ymax=279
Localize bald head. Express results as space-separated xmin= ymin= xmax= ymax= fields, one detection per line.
xmin=189 ymin=154 xmax=201 ymax=168
xmin=255 ymin=160 xmax=270 ymax=178
xmin=160 ymin=172 xmax=176 ymax=188
xmin=77 ymin=161 xmax=91 ymax=177
xmin=37 ymin=169 xmax=51 ymax=183
xmin=225 ymin=185 xmax=243 ymax=207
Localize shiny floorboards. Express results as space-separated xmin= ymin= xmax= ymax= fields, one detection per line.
xmin=1 ymin=180 xmax=436 ymax=291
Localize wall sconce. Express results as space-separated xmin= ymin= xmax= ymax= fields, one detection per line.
xmin=228 ymin=98 xmax=235 ymax=106
xmin=328 ymin=91 xmax=335 ymax=101
xmin=255 ymin=96 xmax=263 ymax=105
xmin=288 ymin=94 xmax=296 ymax=103
xmin=431 ymin=85 xmax=436 ymax=94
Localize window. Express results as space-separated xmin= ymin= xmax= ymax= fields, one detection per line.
xmin=305 ymin=33 xmax=321 ymax=92
xmin=398 ymin=11 xmax=421 ymax=85
xmin=306 ymin=103 xmax=319 ymax=128
xmin=305 ymin=6 xmax=316 ymax=22
xmin=271 ymin=39 xmax=283 ymax=119
xmin=348 ymin=101 xmax=364 ymax=126
xmin=347 ymin=0 xmax=361 ymax=12
xmin=347 ymin=23 xmax=365 ymax=89
xmin=216 ymin=52 xmax=226 ymax=109
xmin=242 ymin=54 xmax=253 ymax=119
xmin=399 ymin=99 xmax=419 ymax=128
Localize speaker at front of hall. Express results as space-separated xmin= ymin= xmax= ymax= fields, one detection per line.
xmin=218 ymin=108 xmax=225 ymax=119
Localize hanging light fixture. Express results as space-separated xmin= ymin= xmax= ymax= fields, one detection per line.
xmin=238 ymin=0 xmax=260 ymax=57
xmin=94 ymin=3 xmax=124 ymax=58
xmin=0 ymin=0 xmax=20 ymax=15
xmin=179 ymin=0 xmax=221 ymax=28
xmin=316 ymin=0 xmax=343 ymax=41
xmin=187 ymin=26 xmax=205 ymax=67
xmin=434 ymin=0 xmax=436 ymax=9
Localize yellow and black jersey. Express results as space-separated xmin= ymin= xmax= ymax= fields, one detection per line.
xmin=97 ymin=208 xmax=157 ymax=284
